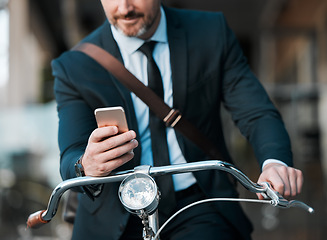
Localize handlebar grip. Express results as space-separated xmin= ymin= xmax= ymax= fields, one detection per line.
xmin=26 ymin=210 xmax=50 ymax=229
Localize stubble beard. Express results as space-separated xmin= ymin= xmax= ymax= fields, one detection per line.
xmin=115 ymin=23 xmax=147 ymax=38
xmin=112 ymin=8 xmax=159 ymax=38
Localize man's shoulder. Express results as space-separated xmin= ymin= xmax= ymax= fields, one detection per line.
xmin=164 ymin=6 xmax=225 ymax=25
xmin=80 ymin=20 xmax=111 ymax=46
xmin=53 ymin=20 xmax=113 ymax=63
xmin=163 ymin=6 xmax=229 ymax=43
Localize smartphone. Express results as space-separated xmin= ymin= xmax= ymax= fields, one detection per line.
xmin=94 ymin=106 xmax=129 ymax=133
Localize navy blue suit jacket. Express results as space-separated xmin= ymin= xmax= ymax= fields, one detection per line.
xmin=52 ymin=6 xmax=292 ymax=240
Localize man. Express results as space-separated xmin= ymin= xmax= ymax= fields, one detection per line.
xmin=52 ymin=0 xmax=303 ymax=239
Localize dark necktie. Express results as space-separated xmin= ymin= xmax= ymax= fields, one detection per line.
xmin=138 ymin=41 xmax=176 ymax=216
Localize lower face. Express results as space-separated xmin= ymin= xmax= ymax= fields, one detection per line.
xmin=101 ymin=0 xmax=161 ymax=39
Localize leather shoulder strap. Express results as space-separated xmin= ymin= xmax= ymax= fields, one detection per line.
xmin=72 ymin=42 xmax=225 ymax=161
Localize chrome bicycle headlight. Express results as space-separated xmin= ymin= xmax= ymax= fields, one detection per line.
xmin=119 ymin=173 xmax=159 ymax=215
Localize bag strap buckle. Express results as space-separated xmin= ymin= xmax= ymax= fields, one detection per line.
xmin=163 ymin=109 xmax=182 ymax=127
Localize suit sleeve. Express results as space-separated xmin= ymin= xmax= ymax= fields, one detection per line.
xmin=52 ymin=55 xmax=101 ymax=196
xmin=219 ymin=15 xmax=293 ymax=168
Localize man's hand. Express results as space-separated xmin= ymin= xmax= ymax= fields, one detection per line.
xmin=257 ymin=163 xmax=303 ymax=200
xmin=81 ymin=126 xmax=138 ymax=177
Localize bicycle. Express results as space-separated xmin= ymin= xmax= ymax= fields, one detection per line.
xmin=26 ymin=160 xmax=314 ymax=240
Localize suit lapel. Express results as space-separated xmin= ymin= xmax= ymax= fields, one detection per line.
xmin=100 ymin=21 xmax=123 ymax=62
xmin=165 ymin=8 xmax=188 ymax=113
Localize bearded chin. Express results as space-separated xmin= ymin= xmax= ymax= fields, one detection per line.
xmin=134 ymin=26 xmax=147 ymax=38
xmin=115 ymin=24 xmax=148 ymax=38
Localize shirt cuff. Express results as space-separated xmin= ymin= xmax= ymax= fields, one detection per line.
xmin=262 ymin=159 xmax=288 ymax=171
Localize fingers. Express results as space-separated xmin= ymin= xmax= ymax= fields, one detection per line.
xmin=92 ymin=128 xmax=136 ymax=153
xmin=257 ymin=163 xmax=303 ymax=199
xmin=297 ymin=169 xmax=304 ymax=194
xmin=99 ymin=138 xmax=138 ymax=161
xmin=89 ymin=126 xmax=119 ymax=143
xmin=271 ymin=166 xmax=289 ymax=196
xmin=88 ymin=148 xmax=136 ymax=177
xmin=87 ymin=127 xmax=136 ymax=156
xmin=278 ymin=167 xmax=303 ymax=197
xmin=82 ymin=127 xmax=138 ymax=176
xmin=287 ymin=169 xmax=302 ymax=197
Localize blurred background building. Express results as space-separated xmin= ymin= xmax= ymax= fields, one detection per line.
xmin=0 ymin=0 xmax=326 ymax=239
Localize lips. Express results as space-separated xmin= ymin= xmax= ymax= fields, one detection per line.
xmin=117 ymin=12 xmax=143 ymax=25
xmin=120 ymin=16 xmax=139 ymax=25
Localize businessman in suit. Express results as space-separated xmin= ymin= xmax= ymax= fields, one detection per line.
xmin=52 ymin=0 xmax=303 ymax=239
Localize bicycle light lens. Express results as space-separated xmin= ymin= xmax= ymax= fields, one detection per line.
xmin=119 ymin=173 xmax=159 ymax=215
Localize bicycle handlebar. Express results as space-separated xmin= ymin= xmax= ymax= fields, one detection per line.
xmin=26 ymin=160 xmax=314 ymax=229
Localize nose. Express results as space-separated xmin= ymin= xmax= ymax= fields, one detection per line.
xmin=117 ymin=0 xmax=134 ymax=15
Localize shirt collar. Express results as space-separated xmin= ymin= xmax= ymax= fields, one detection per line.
xmin=111 ymin=7 xmax=167 ymax=54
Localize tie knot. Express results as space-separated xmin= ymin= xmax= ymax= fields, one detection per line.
xmin=138 ymin=41 xmax=157 ymax=59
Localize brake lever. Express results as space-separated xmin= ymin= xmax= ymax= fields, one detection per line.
xmin=259 ymin=182 xmax=314 ymax=213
